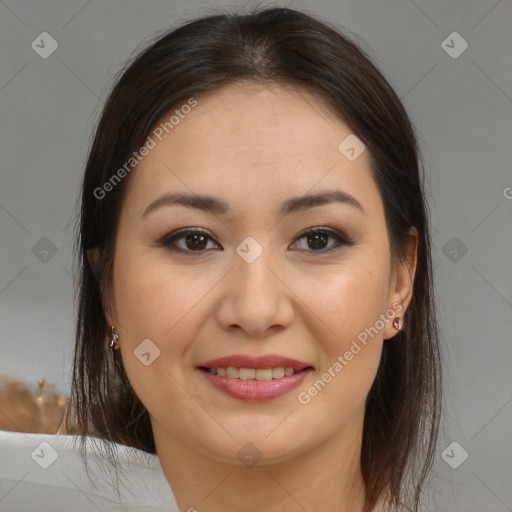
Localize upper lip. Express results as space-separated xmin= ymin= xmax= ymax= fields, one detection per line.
xmin=198 ymin=354 xmax=312 ymax=371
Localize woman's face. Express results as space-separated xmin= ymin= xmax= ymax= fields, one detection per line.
xmin=108 ymin=82 xmax=416 ymax=465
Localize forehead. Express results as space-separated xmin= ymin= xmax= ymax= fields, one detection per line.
xmin=165 ymin=82 xmax=355 ymax=163
xmin=125 ymin=82 xmax=381 ymax=217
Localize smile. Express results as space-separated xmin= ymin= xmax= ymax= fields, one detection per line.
xmin=197 ymin=354 xmax=313 ymax=401
xmin=199 ymin=366 xmax=304 ymax=380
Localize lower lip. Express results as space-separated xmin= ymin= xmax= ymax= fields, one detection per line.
xmin=199 ymin=369 xmax=312 ymax=401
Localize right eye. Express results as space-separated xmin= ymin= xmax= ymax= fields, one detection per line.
xmin=159 ymin=228 xmax=222 ymax=254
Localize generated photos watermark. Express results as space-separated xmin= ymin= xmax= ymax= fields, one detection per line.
xmin=93 ymin=97 xmax=198 ymax=200
xmin=297 ymin=301 xmax=403 ymax=405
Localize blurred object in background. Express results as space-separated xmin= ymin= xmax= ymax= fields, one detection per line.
xmin=0 ymin=376 xmax=72 ymax=434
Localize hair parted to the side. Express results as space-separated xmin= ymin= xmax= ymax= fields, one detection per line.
xmin=68 ymin=6 xmax=442 ymax=511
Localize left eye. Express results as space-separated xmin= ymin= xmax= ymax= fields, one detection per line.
xmin=290 ymin=228 xmax=352 ymax=252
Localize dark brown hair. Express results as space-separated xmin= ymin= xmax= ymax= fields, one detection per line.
xmin=68 ymin=6 xmax=442 ymax=511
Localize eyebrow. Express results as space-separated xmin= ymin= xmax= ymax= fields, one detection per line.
xmin=142 ymin=189 xmax=365 ymax=218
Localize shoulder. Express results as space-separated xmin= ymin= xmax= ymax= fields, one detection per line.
xmin=0 ymin=429 xmax=178 ymax=511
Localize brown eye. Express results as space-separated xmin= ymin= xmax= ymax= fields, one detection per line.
xmin=306 ymin=232 xmax=329 ymax=250
xmin=160 ymin=228 xmax=221 ymax=253
xmin=184 ymin=233 xmax=208 ymax=250
xmin=291 ymin=227 xmax=353 ymax=253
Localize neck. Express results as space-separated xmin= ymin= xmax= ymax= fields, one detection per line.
xmin=153 ymin=408 xmax=370 ymax=512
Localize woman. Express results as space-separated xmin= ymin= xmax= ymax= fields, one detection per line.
xmin=68 ymin=6 xmax=442 ymax=512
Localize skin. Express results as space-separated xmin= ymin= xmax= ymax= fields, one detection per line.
xmin=100 ymin=82 xmax=418 ymax=512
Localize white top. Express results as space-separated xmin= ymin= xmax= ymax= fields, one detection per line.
xmin=0 ymin=429 xmax=178 ymax=511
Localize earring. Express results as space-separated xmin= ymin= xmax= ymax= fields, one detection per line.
xmin=392 ymin=317 xmax=402 ymax=331
xmin=109 ymin=325 xmax=120 ymax=351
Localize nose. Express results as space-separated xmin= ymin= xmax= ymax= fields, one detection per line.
xmin=215 ymin=247 xmax=294 ymax=337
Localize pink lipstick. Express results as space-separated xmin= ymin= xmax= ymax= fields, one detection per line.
xmin=197 ymin=354 xmax=313 ymax=401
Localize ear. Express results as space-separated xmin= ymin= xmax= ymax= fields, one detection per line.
xmin=86 ymin=248 xmax=100 ymax=279
xmin=86 ymin=247 xmax=115 ymax=327
xmin=383 ymin=226 xmax=418 ymax=340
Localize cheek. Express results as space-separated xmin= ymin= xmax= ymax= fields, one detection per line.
xmin=113 ymin=254 xmax=206 ymax=426
xmin=295 ymin=255 xmax=390 ymax=350
xmin=292 ymin=254 xmax=389 ymax=408
xmin=113 ymin=249 xmax=212 ymax=341
xmin=112 ymin=252 xmax=224 ymax=411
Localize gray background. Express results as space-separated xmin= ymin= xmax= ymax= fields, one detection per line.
xmin=0 ymin=0 xmax=511 ymax=510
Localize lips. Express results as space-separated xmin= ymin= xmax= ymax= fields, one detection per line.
xmin=196 ymin=354 xmax=313 ymax=401
xmin=198 ymin=354 xmax=312 ymax=371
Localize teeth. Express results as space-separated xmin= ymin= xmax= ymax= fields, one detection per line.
xmin=272 ymin=367 xmax=284 ymax=379
xmin=226 ymin=367 xmax=239 ymax=378
xmin=255 ymin=368 xmax=273 ymax=381
xmin=209 ymin=367 xmax=298 ymax=380
xmin=239 ymin=368 xmax=255 ymax=380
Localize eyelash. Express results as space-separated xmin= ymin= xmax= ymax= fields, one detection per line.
xmin=158 ymin=226 xmax=354 ymax=255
